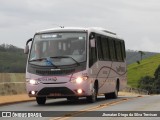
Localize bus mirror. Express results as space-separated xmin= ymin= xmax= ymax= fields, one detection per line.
xmin=24 ymin=45 xmax=29 ymax=54
xmin=24 ymin=38 xmax=32 ymax=54
xmin=90 ymin=39 xmax=95 ymax=48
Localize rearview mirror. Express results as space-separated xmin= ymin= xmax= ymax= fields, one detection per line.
xmin=90 ymin=39 xmax=95 ymax=48
xmin=24 ymin=38 xmax=32 ymax=54
xmin=24 ymin=45 xmax=29 ymax=54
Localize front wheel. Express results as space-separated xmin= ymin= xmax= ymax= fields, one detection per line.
xmin=86 ymin=87 xmax=97 ymax=103
xmin=36 ymin=97 xmax=46 ymax=105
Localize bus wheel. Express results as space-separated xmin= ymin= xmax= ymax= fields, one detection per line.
xmin=104 ymin=93 xmax=111 ymax=99
xmin=36 ymin=97 xmax=46 ymax=105
xmin=110 ymin=83 xmax=119 ymax=99
xmin=86 ymin=85 xmax=97 ymax=103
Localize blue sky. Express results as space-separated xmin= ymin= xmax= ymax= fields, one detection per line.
xmin=0 ymin=0 xmax=160 ymax=52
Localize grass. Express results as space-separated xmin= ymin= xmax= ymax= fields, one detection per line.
xmin=127 ymin=54 xmax=160 ymax=88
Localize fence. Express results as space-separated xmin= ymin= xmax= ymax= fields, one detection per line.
xmin=0 ymin=82 xmax=26 ymax=96
xmin=122 ymin=87 xmax=149 ymax=95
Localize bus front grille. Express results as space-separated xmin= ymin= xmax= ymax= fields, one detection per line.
xmin=37 ymin=87 xmax=75 ymax=96
xmin=36 ymin=69 xmax=75 ymax=75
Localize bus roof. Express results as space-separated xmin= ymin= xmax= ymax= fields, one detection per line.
xmin=36 ymin=27 xmax=121 ymax=39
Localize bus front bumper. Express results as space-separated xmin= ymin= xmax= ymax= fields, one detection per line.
xmin=26 ymin=80 xmax=93 ymax=98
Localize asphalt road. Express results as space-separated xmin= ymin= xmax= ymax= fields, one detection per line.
xmin=0 ymin=95 xmax=160 ymax=120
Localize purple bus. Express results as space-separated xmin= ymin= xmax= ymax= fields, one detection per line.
xmin=24 ymin=27 xmax=127 ymax=105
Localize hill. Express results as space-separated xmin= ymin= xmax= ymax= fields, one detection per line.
xmin=126 ymin=49 xmax=158 ymax=65
xmin=127 ymin=54 xmax=160 ymax=88
xmin=0 ymin=44 xmax=27 ymax=73
xmin=0 ymin=44 xmax=159 ymax=73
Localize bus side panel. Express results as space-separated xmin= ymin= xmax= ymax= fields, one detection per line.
xmin=108 ymin=61 xmax=127 ymax=92
xmin=87 ymin=60 xmax=127 ymax=95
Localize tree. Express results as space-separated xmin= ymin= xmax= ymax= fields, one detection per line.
xmin=153 ymin=65 xmax=160 ymax=93
xmin=154 ymin=65 xmax=160 ymax=79
xmin=138 ymin=76 xmax=155 ymax=94
xmin=138 ymin=65 xmax=160 ymax=94
xmin=138 ymin=51 xmax=145 ymax=61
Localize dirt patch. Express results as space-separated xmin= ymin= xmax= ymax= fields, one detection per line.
xmin=0 ymin=94 xmax=35 ymax=105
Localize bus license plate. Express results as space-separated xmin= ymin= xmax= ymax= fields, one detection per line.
xmin=49 ymin=93 xmax=62 ymax=96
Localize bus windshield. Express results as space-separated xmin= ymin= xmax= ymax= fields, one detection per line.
xmin=29 ymin=32 xmax=87 ymax=66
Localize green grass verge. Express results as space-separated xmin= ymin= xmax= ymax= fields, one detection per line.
xmin=127 ymin=54 xmax=160 ymax=88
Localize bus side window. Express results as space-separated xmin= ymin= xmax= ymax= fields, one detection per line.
xmin=96 ymin=36 xmax=103 ymax=60
xmin=108 ymin=39 xmax=116 ymax=61
xmin=101 ymin=37 xmax=111 ymax=61
xmin=89 ymin=33 xmax=97 ymax=67
xmin=115 ymin=40 xmax=123 ymax=61
xmin=121 ymin=40 xmax=126 ymax=61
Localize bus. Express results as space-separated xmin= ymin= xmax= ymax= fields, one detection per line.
xmin=24 ymin=27 xmax=127 ymax=105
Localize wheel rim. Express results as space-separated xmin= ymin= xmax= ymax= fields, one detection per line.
xmin=115 ymin=85 xmax=118 ymax=97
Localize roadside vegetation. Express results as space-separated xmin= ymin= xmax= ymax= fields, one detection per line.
xmin=138 ymin=65 xmax=160 ymax=94
xmin=0 ymin=44 xmax=27 ymax=73
xmin=127 ymin=54 xmax=160 ymax=92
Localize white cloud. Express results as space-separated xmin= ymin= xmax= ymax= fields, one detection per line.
xmin=132 ymin=36 xmax=159 ymax=52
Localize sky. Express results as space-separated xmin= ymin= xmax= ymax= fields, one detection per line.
xmin=0 ymin=0 xmax=160 ymax=52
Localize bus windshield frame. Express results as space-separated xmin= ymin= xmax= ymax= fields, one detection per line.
xmin=28 ymin=32 xmax=87 ymax=66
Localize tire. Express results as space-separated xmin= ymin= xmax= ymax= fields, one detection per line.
xmin=87 ymin=85 xmax=97 ymax=103
xmin=110 ymin=83 xmax=118 ymax=99
xmin=104 ymin=93 xmax=111 ymax=99
xmin=111 ymin=86 xmax=118 ymax=98
xmin=36 ymin=97 xmax=46 ymax=105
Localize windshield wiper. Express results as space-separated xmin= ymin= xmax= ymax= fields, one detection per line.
xmin=29 ymin=58 xmax=46 ymax=62
xmin=29 ymin=57 xmax=58 ymax=68
xmin=50 ymin=56 xmax=80 ymax=66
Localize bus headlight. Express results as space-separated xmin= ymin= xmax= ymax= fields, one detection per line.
xmin=76 ymin=77 xmax=83 ymax=84
xmin=29 ymin=79 xmax=39 ymax=85
xmin=71 ymin=76 xmax=88 ymax=84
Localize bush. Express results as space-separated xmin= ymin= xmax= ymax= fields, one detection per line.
xmin=138 ymin=76 xmax=155 ymax=94
xmin=138 ymin=65 xmax=160 ymax=94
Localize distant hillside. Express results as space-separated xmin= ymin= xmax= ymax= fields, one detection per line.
xmin=0 ymin=44 xmax=159 ymax=73
xmin=126 ymin=49 xmax=158 ymax=65
xmin=127 ymin=54 xmax=160 ymax=88
xmin=0 ymin=44 xmax=27 ymax=73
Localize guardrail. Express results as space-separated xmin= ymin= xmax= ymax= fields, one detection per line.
xmin=0 ymin=82 xmax=26 ymax=95
xmin=122 ymin=87 xmax=149 ymax=95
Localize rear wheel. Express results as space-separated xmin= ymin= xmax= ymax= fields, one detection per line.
xmin=105 ymin=93 xmax=111 ymax=99
xmin=110 ymin=84 xmax=118 ymax=99
xmin=36 ymin=97 xmax=46 ymax=105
